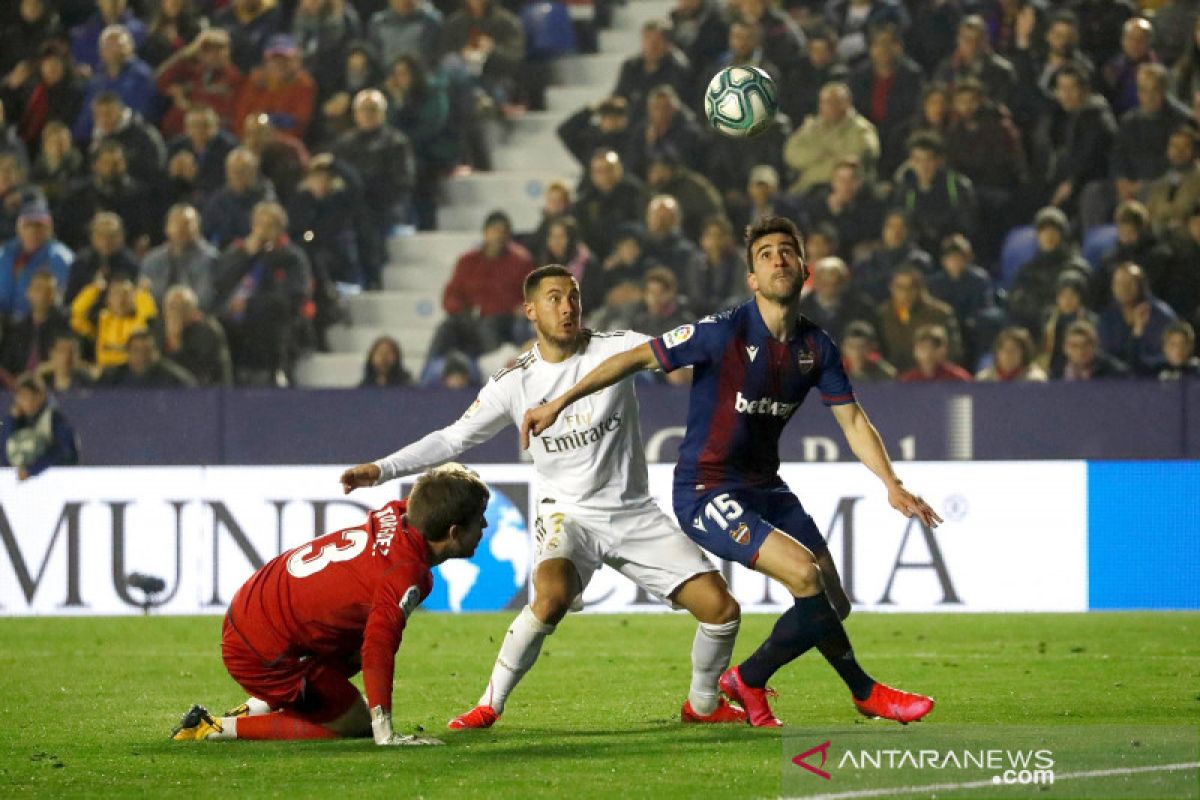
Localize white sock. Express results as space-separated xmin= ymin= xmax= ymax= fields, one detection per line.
xmin=689 ymin=619 xmax=740 ymax=715
xmin=208 ymin=717 xmax=237 ymax=740
xmin=242 ymin=697 xmax=272 ymax=716
xmin=478 ymin=605 xmax=555 ymax=715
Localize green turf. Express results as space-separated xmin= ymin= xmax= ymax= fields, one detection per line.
xmin=1 ymin=613 xmax=1197 ymax=799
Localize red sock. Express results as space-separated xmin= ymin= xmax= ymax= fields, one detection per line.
xmin=233 ymin=711 xmax=339 ymax=740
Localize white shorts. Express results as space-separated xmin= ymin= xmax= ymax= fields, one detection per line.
xmin=533 ymin=499 xmax=719 ymax=608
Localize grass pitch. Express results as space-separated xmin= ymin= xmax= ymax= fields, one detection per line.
xmin=1 ymin=613 xmax=1197 ymax=799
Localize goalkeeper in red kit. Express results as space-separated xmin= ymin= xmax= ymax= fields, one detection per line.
xmin=170 ymin=464 xmax=490 ymax=746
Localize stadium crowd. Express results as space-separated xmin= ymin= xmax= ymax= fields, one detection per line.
xmin=1 ymin=0 xmax=1199 ymax=404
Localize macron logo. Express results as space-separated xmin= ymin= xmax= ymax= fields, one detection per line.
xmin=734 ymin=391 xmax=798 ymax=418
xmin=746 ymin=345 xmax=759 ymax=362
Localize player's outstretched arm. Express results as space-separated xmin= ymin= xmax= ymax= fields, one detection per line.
xmin=830 ymin=402 xmax=943 ymax=528
xmin=341 ymin=463 xmax=382 ymax=494
xmin=520 ymin=342 xmax=659 ymax=449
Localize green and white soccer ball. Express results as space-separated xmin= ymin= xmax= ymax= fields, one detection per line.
xmin=704 ymin=66 xmax=779 ymax=138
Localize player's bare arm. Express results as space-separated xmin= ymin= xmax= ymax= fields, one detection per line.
xmin=520 ymin=342 xmax=659 ymax=449
xmin=830 ymin=402 xmax=943 ymax=528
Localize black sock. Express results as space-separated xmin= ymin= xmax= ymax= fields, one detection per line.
xmin=739 ymin=594 xmax=876 ymax=699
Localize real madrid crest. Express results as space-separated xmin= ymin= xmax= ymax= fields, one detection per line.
xmin=796 ymin=349 xmax=815 ymax=374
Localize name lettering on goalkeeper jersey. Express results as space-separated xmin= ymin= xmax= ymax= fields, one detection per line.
xmin=539 ymin=411 xmax=624 ymax=453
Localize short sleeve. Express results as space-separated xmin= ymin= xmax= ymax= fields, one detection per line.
xmin=649 ymin=321 xmax=717 ymax=372
xmin=815 ymin=331 xmax=856 ymax=406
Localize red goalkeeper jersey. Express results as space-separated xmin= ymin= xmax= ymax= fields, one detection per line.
xmin=226 ymin=500 xmax=433 ymax=712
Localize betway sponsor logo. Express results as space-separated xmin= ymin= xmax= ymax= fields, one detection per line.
xmin=540 ymin=411 xmax=623 ymax=453
xmin=734 ymin=391 xmax=798 ymax=419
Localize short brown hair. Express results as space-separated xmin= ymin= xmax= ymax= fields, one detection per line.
xmin=523 ymin=264 xmax=575 ymax=300
xmin=406 ymin=463 xmax=490 ymax=543
xmin=744 ymin=215 xmax=804 ymax=272
xmin=1164 ymin=320 xmax=1195 ymax=346
xmin=644 ymin=265 xmax=677 ymax=292
xmin=993 ymin=326 xmax=1035 ymax=366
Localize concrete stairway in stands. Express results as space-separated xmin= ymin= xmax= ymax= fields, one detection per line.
xmin=295 ymin=0 xmax=674 ymax=387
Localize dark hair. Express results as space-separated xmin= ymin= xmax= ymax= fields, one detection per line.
xmin=743 ymin=215 xmax=805 ymax=272
xmin=390 ymin=53 xmax=428 ymax=97
xmin=523 ymin=264 xmax=576 ymax=300
xmin=361 ymin=335 xmax=412 ymax=387
xmin=92 ymin=90 xmax=124 ymax=108
xmin=643 ymin=265 xmax=677 ymax=292
xmin=1055 ymin=64 xmax=1089 ymax=90
xmin=406 ymin=464 xmax=490 ymax=543
xmin=913 ymin=323 xmax=948 ymax=347
xmin=483 ymin=210 xmax=512 ymax=232
xmin=906 ymin=131 xmax=945 ymax=157
xmin=993 ymin=326 xmax=1035 ymax=366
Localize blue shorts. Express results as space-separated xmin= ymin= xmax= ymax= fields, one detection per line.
xmin=672 ymin=484 xmax=827 ymax=568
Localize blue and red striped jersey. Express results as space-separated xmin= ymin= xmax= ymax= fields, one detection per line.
xmin=649 ymin=299 xmax=856 ymax=491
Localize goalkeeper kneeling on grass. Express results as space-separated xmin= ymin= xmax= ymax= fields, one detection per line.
xmin=171 ymin=463 xmax=489 ymax=746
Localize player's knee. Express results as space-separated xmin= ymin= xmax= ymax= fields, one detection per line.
xmin=713 ymin=593 xmax=740 ymax=624
xmin=784 ymin=558 xmax=821 ymax=597
xmin=530 ymin=592 xmax=572 ymax=625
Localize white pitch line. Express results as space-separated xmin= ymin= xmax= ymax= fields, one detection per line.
xmin=782 ymin=760 xmax=1200 ymax=800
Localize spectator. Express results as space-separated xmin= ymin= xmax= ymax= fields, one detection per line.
xmin=527 ymin=179 xmax=573 ymax=256
xmin=1097 ymin=262 xmax=1178 ymax=373
xmin=1 ymin=372 xmax=79 ymax=480
xmin=36 ymin=332 xmax=94 ymax=391
xmin=383 ymin=55 xmax=457 ymax=231
xmin=1093 ymin=200 xmax=1175 ymax=310
xmin=69 ymin=0 xmax=147 ymax=71
xmin=798 ymin=256 xmax=875 ymax=342
xmin=0 ymin=200 xmax=72 ymax=317
xmin=428 ymin=210 xmax=533 ymax=361
xmin=642 ymin=194 xmax=704 ymax=285
xmin=141 ymin=203 xmax=217 ymax=310
xmin=159 ymin=284 xmax=232 ymax=386
xmin=332 ymin=88 xmax=414 ymax=288
xmin=1157 ymin=0 xmax=1200 ymax=68
xmin=780 ymin=27 xmax=848 ymax=125
xmin=139 ymin=0 xmax=203 ymax=69
xmin=851 ymin=208 xmax=933 ymax=303
xmin=587 ymin=276 xmax=645 ymax=332
xmin=56 ymin=139 xmax=155 ymax=250
xmin=6 ymin=42 xmax=86 ymax=150
xmin=72 ymin=25 xmax=156 ymax=143
xmin=291 ymin=0 xmax=362 ymax=83
xmin=233 ymin=35 xmax=317 ymax=140
xmin=876 ymin=263 xmax=962 ymax=372
xmin=784 ymin=81 xmax=880 ymax=194
xmin=438 ymin=0 xmax=526 ymax=109
xmin=573 ymin=149 xmax=648 ymax=260
xmin=155 ymin=28 xmax=244 ymax=137
xmin=539 ymin=216 xmax=601 ymax=312
xmin=360 ymin=334 xmax=413 ymax=387
xmin=1146 ymin=126 xmax=1200 ymax=233
xmin=713 ymin=20 xmax=781 ymax=81
xmin=1154 ymin=320 xmax=1200 ymax=379
xmin=97 ymin=328 xmax=196 ymax=387
xmin=313 ymin=41 xmax=383 ymax=148
xmin=894 ymin=132 xmax=978 ymax=255
xmin=736 ymin=0 xmax=805 ymax=72
xmin=212 ymin=0 xmax=285 ymax=74
xmin=202 ymin=147 xmax=276 ymax=249
xmin=1055 ymin=318 xmax=1129 ymax=379
xmin=935 ymin=14 xmax=1017 ymax=107
xmin=689 ymin=215 xmax=744 ymax=315
xmin=69 ymin=273 xmax=157 ymax=367
xmin=1038 ymin=271 xmax=1097 ymax=376
xmin=631 ymin=265 xmax=694 ymax=337
xmin=1009 ymin=205 xmax=1092 ymax=333
xmin=669 ymin=0 xmax=728 ymax=78
xmin=1082 ymin=62 xmax=1193 ymax=230
xmin=438 ymin=351 xmax=479 ymax=389
xmin=1033 ymin=65 xmax=1116 ymax=213
xmin=841 ymin=320 xmax=895 ymax=381
xmin=165 ymin=105 xmax=239 ymax=205
xmin=1074 ymin=0 xmax=1137 ymax=72
xmin=64 ymin=211 xmax=140 ymax=304
xmin=30 ymin=121 xmax=84 ymax=206
xmin=239 ymin=112 xmax=308 ymax=203
xmin=287 ymin=153 xmax=365 ymax=297
xmin=213 ymin=201 xmax=313 ymax=385
xmin=644 ymin=146 xmax=723 ymax=243
xmin=86 ymin=91 xmax=166 ymax=188
xmin=627 ymin=85 xmax=707 ymax=180
xmin=882 ymin=82 xmax=951 ymax=178
xmin=0 ymin=98 xmax=30 ymax=172
xmin=612 ymin=20 xmax=692 ymax=121
xmin=1101 ymin=17 xmax=1157 ymax=117
xmin=1010 ymin=10 xmax=1094 ymax=121
xmin=1171 ymin=16 xmax=1200 ymax=104
xmin=0 ymin=0 xmax=61 ymax=80
xmin=802 ymin=158 xmax=885 ymax=260
xmin=898 ymin=323 xmax=973 ymax=382
xmin=1162 ymin=203 xmax=1200 ymax=320
xmin=975 ymin=326 xmax=1048 ymax=381
xmin=827 ymin=0 xmax=910 ymax=66
xmin=804 ymin=222 xmax=840 ymax=265
xmin=370 ymin=0 xmax=442 ymax=71
xmin=849 ymin=25 xmax=923 ymax=160
xmin=0 ymin=153 xmax=37 ymax=243
xmin=727 ymin=164 xmax=802 ymax=236
xmin=0 ymin=269 xmax=69 ymax=384
xmin=590 ymin=223 xmax=654 ymax=322
xmin=557 ymin=96 xmax=635 ymax=169
xmin=928 ymin=233 xmax=993 ymax=330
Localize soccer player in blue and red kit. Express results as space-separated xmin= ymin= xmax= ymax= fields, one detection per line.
xmin=523 ymin=216 xmax=941 ymax=726
xmin=170 ymin=464 xmax=490 ymax=745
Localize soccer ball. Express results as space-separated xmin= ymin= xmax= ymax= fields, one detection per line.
xmin=704 ymin=66 xmax=779 ymax=138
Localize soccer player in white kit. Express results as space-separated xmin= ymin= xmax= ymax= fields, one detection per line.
xmin=340 ymin=265 xmax=747 ymax=728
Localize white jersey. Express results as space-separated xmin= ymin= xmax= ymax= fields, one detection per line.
xmin=375 ymin=331 xmax=654 ymax=509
